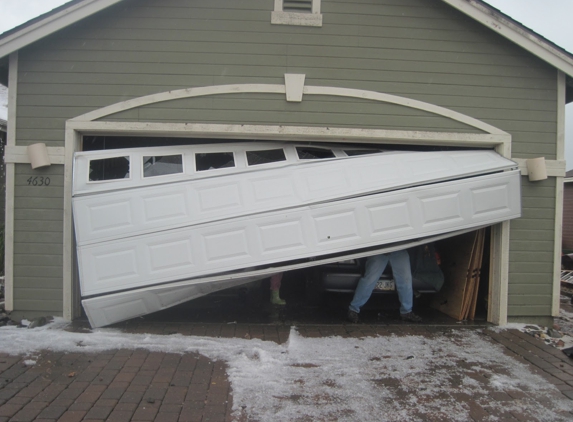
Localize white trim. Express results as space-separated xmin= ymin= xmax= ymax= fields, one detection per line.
xmin=4 ymin=52 xmax=17 ymax=312
xmin=271 ymin=0 xmax=322 ymax=27
xmin=488 ymin=221 xmax=509 ymax=325
xmin=553 ymin=71 xmax=567 ymax=316
xmin=554 ymin=177 xmax=564 ymax=316
xmin=440 ymin=0 xmax=573 ymax=78
xmin=512 ymin=158 xmax=566 ymax=178
xmin=303 ymin=86 xmax=507 ymax=135
xmin=4 ymin=145 xmax=65 ymax=164
xmin=72 ymin=84 xmax=284 ymax=122
xmin=62 ymin=129 xmax=81 ymax=321
xmin=6 ymin=55 xmax=16 ymax=149
xmin=71 ymin=81 xmax=509 ymax=136
xmin=69 ymin=121 xmax=510 ymax=147
xmin=61 ymin=82 xmax=513 ymax=324
xmin=0 ymin=0 xmax=125 ymax=59
xmin=489 ymin=143 xmax=511 ymax=325
xmin=557 ymin=72 xmax=566 ymax=160
xmin=312 ymin=0 xmax=321 ymax=14
xmin=271 ymin=11 xmax=322 ymax=27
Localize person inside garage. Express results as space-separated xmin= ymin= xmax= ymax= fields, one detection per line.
xmin=347 ymin=249 xmax=422 ymax=323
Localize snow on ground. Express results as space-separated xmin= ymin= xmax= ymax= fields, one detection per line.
xmin=489 ymin=307 xmax=573 ymax=350
xmin=1 ymin=319 xmax=572 ymax=421
xmin=557 ymin=306 xmax=573 ymax=342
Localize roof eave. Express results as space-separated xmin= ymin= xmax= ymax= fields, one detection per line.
xmin=0 ymin=0 xmax=124 ymax=59
xmin=441 ymin=0 xmax=573 ymax=78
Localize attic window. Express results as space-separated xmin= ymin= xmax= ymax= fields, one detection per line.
xmin=284 ymin=0 xmax=312 ymax=12
xmin=271 ymin=0 xmax=322 ymax=27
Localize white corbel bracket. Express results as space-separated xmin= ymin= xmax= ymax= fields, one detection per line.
xmin=525 ymin=157 xmax=548 ymax=181
xmin=284 ymin=74 xmax=306 ymax=102
xmin=513 ymin=158 xmax=565 ymax=178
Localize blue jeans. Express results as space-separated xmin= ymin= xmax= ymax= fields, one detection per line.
xmin=349 ymin=250 xmax=413 ymax=315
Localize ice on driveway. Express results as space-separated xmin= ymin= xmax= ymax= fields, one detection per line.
xmin=1 ymin=319 xmax=571 ymax=421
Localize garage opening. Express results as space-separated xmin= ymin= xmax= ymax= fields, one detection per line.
xmin=102 ymin=228 xmax=492 ymax=326
xmin=73 ymin=136 xmax=519 ymax=327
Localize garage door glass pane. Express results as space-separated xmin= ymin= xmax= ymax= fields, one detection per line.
xmin=89 ymin=156 xmax=130 ymax=181
xmin=143 ymin=155 xmax=183 ymax=177
xmin=195 ymin=152 xmax=235 ymax=171
xmin=297 ymin=147 xmax=335 ymax=160
xmin=246 ymin=149 xmax=286 ymax=166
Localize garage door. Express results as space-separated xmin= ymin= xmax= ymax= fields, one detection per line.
xmin=72 ymin=142 xmax=521 ymax=327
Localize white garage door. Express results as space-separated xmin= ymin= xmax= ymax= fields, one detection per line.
xmin=72 ymin=142 xmax=521 ymax=327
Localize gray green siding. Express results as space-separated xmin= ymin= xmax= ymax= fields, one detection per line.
xmin=508 ymin=178 xmax=557 ymax=317
xmin=13 ymin=164 xmax=63 ymax=315
xmin=11 ymin=0 xmax=559 ymax=318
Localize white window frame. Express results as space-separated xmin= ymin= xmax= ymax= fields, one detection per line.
xmin=271 ymin=0 xmax=322 ymax=27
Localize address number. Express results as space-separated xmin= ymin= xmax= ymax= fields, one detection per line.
xmin=27 ymin=176 xmax=51 ymax=186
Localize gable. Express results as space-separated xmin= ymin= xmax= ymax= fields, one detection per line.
xmin=1 ymin=0 xmax=573 ymax=91
xmin=8 ymin=0 xmax=560 ymax=158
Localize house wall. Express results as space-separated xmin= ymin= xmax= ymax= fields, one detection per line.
xmin=509 ymin=178 xmax=557 ymax=316
xmin=0 ymin=125 xmax=5 ymax=228
xmin=10 ymin=0 xmax=559 ymax=319
xmin=563 ymin=182 xmax=573 ymax=253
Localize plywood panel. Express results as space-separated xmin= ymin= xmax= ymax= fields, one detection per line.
xmin=431 ymin=232 xmax=476 ymax=319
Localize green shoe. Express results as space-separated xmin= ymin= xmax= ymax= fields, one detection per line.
xmin=270 ymin=290 xmax=286 ymax=305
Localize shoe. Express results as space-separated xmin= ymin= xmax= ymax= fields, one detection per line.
xmin=347 ymin=310 xmax=360 ymax=323
xmin=270 ymin=290 xmax=286 ymax=305
xmin=400 ymin=312 xmax=422 ymax=323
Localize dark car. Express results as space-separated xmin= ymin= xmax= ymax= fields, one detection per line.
xmin=306 ymin=244 xmax=444 ymax=301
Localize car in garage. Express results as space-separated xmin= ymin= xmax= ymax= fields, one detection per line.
xmin=305 ymin=243 xmax=445 ymax=302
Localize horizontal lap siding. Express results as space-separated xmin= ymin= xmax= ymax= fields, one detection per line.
xmin=562 ymin=183 xmax=573 ymax=252
xmin=12 ymin=164 xmax=64 ymax=314
xmin=112 ymin=96 xmax=477 ymax=132
xmin=17 ymin=0 xmax=557 ymax=146
xmin=12 ymin=0 xmax=558 ymax=317
xmin=508 ymin=178 xmax=556 ymax=316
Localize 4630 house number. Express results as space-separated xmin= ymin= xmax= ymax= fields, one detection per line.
xmin=27 ymin=176 xmax=51 ymax=186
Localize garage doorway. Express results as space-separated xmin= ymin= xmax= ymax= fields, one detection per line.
xmin=71 ymin=135 xmax=511 ymax=327
xmin=121 ymin=227 xmax=492 ymax=326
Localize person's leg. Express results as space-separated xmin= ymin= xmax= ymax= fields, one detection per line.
xmin=349 ymin=254 xmax=390 ymax=313
xmin=388 ymin=250 xmax=414 ymax=315
xmin=270 ymin=273 xmax=286 ymax=305
xmin=270 ymin=273 xmax=283 ymax=291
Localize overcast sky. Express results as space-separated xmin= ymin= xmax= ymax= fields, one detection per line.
xmin=0 ymin=0 xmax=572 ymax=167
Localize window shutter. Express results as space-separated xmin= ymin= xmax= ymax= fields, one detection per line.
xmin=283 ymin=0 xmax=313 ymax=13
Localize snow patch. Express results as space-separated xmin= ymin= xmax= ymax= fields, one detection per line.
xmin=0 ymin=319 xmax=571 ymax=421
